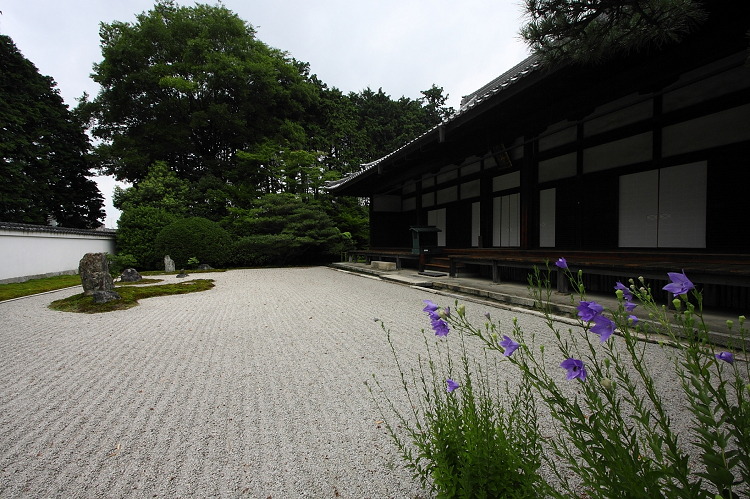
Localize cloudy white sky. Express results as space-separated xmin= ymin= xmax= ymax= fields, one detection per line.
xmin=1 ymin=0 xmax=531 ymax=227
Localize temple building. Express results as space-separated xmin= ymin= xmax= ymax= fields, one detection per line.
xmin=327 ymin=3 xmax=750 ymax=310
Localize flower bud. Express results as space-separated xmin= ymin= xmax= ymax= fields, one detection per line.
xmin=604 ymin=358 xmax=610 ymax=368
xmin=629 ymin=278 xmax=634 ymax=284
xmin=740 ymin=315 xmax=746 ymax=325
xmin=639 ymin=276 xmax=645 ymax=283
xmin=540 ymin=345 xmax=545 ymax=353
xmin=673 ymin=299 xmax=682 ymax=310
xmin=727 ymin=320 xmax=734 ymax=330
xmin=438 ymin=310 xmax=447 ymax=320
xmin=640 ymin=287 xmax=647 ymax=293
xmin=658 ymin=340 xmax=665 ymax=347
xmin=615 ymin=289 xmax=624 ymax=300
xmin=484 ymin=311 xmax=491 ymax=321
xmin=457 ymin=304 xmax=466 ymax=318
xmin=601 ymin=378 xmax=612 ymax=389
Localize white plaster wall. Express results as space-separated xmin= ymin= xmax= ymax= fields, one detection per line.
xmin=0 ymin=230 xmax=116 ymax=282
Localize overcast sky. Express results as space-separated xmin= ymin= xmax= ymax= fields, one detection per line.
xmin=1 ymin=0 xmax=531 ymax=227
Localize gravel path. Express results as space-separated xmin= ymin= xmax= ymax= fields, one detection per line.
xmin=0 ymin=267 xmax=717 ymax=498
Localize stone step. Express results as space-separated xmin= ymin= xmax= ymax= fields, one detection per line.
xmin=371 ymin=261 xmax=397 ymax=271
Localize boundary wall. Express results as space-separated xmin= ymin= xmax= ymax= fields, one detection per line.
xmin=0 ymin=222 xmax=116 ymax=284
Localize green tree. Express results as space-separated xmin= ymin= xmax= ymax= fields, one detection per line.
xmin=116 ymin=206 xmax=179 ymax=269
xmin=0 ymin=35 xmax=104 ymax=228
xmin=520 ymin=0 xmax=708 ymax=64
xmin=89 ymin=0 xmax=317 ymax=184
xmin=114 ymin=161 xmax=189 ymax=269
xmin=113 ymin=161 xmax=190 ymax=215
xmin=223 ymin=193 xmax=353 ymax=265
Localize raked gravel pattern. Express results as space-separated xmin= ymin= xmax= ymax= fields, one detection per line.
xmin=0 ymin=267 xmax=707 ymax=498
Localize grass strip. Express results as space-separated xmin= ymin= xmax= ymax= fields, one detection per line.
xmin=0 ymin=274 xmax=82 ymax=302
xmin=49 ymin=279 xmax=215 ymax=313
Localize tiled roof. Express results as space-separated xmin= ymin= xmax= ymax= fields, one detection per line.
xmin=326 ymin=54 xmax=542 ymax=192
xmin=0 ymin=221 xmax=116 ymax=236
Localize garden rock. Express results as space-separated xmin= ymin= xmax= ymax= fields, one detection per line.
xmin=197 ymin=264 xmax=213 ymax=270
xmin=176 ymin=269 xmax=188 ymax=278
xmin=79 ymin=253 xmax=115 ymax=296
xmin=164 ymin=255 xmax=175 ymax=272
xmin=92 ymin=290 xmax=122 ymax=304
xmin=120 ymin=268 xmax=142 ymax=282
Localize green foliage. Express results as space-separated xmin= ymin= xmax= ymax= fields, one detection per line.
xmin=445 ymin=264 xmax=750 ymax=498
xmin=113 ymin=162 xmax=191 ymax=270
xmin=88 ymin=1 xmax=459 ymax=249
xmin=116 ymin=206 xmax=180 ymax=270
xmin=520 ymin=0 xmax=708 ymax=64
xmin=223 ymin=193 xmax=354 ymax=265
xmin=230 ymin=234 xmax=300 ymax=267
xmin=155 ymin=217 xmax=231 ymax=269
xmin=90 ymin=0 xmax=318 ymax=184
xmin=49 ymin=279 xmax=214 ymax=313
xmin=0 ymin=35 xmax=104 ymax=228
xmin=234 ymin=140 xmax=321 ymax=197
xmin=113 ymin=161 xmax=190 ymax=215
xmin=371 ymin=322 xmax=545 ymax=498
xmin=106 ymin=253 xmax=138 ymax=278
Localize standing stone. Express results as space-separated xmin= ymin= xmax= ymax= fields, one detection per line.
xmin=120 ymin=268 xmax=142 ymax=282
xmin=92 ymin=290 xmax=122 ymax=304
xmin=78 ymin=253 xmax=118 ymax=298
xmin=164 ymin=255 xmax=175 ymax=272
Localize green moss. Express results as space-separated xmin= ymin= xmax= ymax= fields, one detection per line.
xmin=0 ymin=274 xmax=81 ymax=301
xmin=116 ymin=278 xmax=163 ymax=286
xmin=49 ymin=279 xmax=215 ymax=313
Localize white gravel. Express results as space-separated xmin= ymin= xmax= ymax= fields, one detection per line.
xmin=0 ymin=267 xmax=728 ymax=498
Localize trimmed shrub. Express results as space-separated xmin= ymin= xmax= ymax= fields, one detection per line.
xmin=230 ymin=234 xmax=299 ymax=267
xmin=116 ymin=206 xmax=181 ymax=270
xmin=222 ymin=193 xmax=354 ymax=266
xmin=155 ymin=217 xmax=231 ymax=269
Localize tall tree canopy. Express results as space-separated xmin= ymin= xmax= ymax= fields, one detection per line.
xmin=0 ymin=35 xmax=104 ymax=228
xmin=92 ymin=1 xmax=454 ymax=261
xmin=520 ymin=0 xmax=708 ymax=64
xmin=89 ymin=0 xmax=317 ymax=184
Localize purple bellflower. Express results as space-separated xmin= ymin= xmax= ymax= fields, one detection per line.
xmin=555 ymin=257 xmax=568 ymax=269
xmin=624 ymin=300 xmax=638 ymax=312
xmin=663 ymin=271 xmax=694 ymax=296
xmin=423 ymin=300 xmax=439 ymax=313
xmin=591 ymin=315 xmax=616 ymax=342
xmin=431 ymin=318 xmax=450 ymax=337
xmin=446 ymin=378 xmax=459 ymax=392
xmin=499 ymin=335 xmax=520 ymax=357
xmin=716 ymin=352 xmax=734 ymax=364
xmin=614 ymin=281 xmax=634 ymax=301
xmin=560 ymin=358 xmax=587 ymax=381
xmin=628 ymin=315 xmax=639 ymax=326
xmin=484 ymin=311 xmax=491 ymax=321
xmin=577 ymin=301 xmax=603 ymax=322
